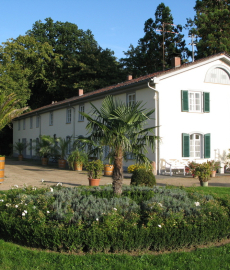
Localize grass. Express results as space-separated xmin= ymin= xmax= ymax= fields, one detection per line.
xmin=1 ymin=186 xmax=230 ymax=269
xmin=1 ymin=239 xmax=230 ymax=269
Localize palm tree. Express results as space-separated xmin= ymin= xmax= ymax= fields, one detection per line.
xmin=80 ymin=95 xmax=158 ymax=195
xmin=0 ymin=93 xmax=28 ymax=131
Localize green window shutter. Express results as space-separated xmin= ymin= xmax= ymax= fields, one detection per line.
xmin=204 ymin=133 xmax=211 ymax=158
xmin=203 ymin=92 xmax=210 ymax=112
xmin=181 ymin=90 xmax=189 ymax=112
xmin=182 ymin=133 xmax=190 ymax=157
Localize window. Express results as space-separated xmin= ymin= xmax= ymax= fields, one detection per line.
xmin=66 ymin=108 xmax=71 ymax=123
xmin=36 ymin=116 xmax=40 ymax=128
xmin=205 ymin=66 xmax=230 ymax=85
xmin=23 ymin=119 xmax=26 ymax=130
xmin=30 ymin=117 xmax=33 ymax=129
xmin=18 ymin=120 xmax=20 ymax=131
xmin=79 ymin=105 xmax=84 ymax=121
xmin=127 ymin=93 xmax=136 ymax=106
xmin=182 ymin=133 xmax=210 ymax=158
xmin=181 ymin=90 xmax=210 ymax=113
xmin=66 ymin=136 xmax=71 ymax=154
xmin=49 ymin=112 xmax=53 ymax=126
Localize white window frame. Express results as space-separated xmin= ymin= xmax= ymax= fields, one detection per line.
xmin=66 ymin=108 xmax=71 ymax=123
xmin=18 ymin=120 xmax=20 ymax=131
xmin=189 ymin=91 xmax=202 ymax=113
xmin=36 ymin=116 xmax=40 ymax=128
xmin=23 ymin=119 xmax=26 ymax=130
xmin=30 ymin=117 xmax=33 ymax=129
xmin=127 ymin=93 xmax=136 ymax=106
xmin=79 ymin=105 xmax=84 ymax=122
xmin=189 ymin=133 xmax=203 ymax=158
xmin=49 ymin=112 xmax=53 ymax=126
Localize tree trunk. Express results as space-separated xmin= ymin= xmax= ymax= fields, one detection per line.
xmin=112 ymin=147 xmax=123 ymax=195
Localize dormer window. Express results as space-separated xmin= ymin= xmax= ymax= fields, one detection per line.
xmin=205 ymin=66 xmax=230 ymax=85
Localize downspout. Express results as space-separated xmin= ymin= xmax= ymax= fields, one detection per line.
xmin=69 ymin=104 xmax=76 ymax=139
xmin=147 ymin=77 xmax=160 ymax=175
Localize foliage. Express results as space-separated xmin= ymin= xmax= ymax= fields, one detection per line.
xmin=186 ymin=0 xmax=230 ymax=58
xmin=121 ymin=3 xmax=189 ymax=77
xmin=130 ymin=169 xmax=156 ymax=187
xmin=13 ymin=142 xmax=27 ymax=155
xmin=194 ymin=162 xmax=212 ymax=182
xmin=85 ymin=160 xmax=104 ymax=179
xmin=67 ymin=149 xmax=88 ymax=170
xmin=1 ymin=185 xmax=230 ymax=253
xmin=0 ymin=93 xmax=28 ymax=132
xmin=56 ymin=137 xmax=70 ymax=160
xmin=81 ymin=95 xmax=158 ymax=195
xmin=187 ymin=161 xmax=198 ymax=174
xmin=128 ymin=163 xmax=152 ymax=173
xmin=33 ymin=135 xmax=57 ymax=158
xmin=207 ymin=160 xmax=221 ymax=171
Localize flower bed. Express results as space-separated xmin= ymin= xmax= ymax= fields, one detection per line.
xmin=0 ymin=186 xmax=230 ymax=252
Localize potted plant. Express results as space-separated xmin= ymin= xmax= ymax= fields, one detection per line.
xmin=67 ymin=149 xmax=88 ymax=171
xmin=0 ymin=155 xmax=5 ymax=183
xmin=104 ymin=148 xmax=115 ymax=176
xmin=194 ymin=162 xmax=212 ymax=186
xmin=56 ymin=137 xmax=70 ymax=169
xmin=13 ymin=141 xmax=27 ymax=161
xmin=33 ymin=135 xmax=56 ymax=165
xmin=85 ymin=159 xmax=104 ymax=186
xmin=187 ymin=161 xmax=198 ymax=178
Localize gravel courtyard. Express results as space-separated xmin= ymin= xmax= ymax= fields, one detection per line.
xmin=1 ymin=157 xmax=230 ymax=190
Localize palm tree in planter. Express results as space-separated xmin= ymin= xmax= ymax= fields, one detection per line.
xmin=33 ymin=135 xmax=56 ymax=165
xmin=13 ymin=141 xmax=27 ymax=161
xmin=80 ymin=95 xmax=158 ymax=195
xmin=56 ymin=137 xmax=70 ymax=169
xmin=67 ymin=149 xmax=88 ymax=171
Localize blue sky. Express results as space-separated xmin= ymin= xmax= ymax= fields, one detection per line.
xmin=0 ymin=0 xmax=196 ymax=60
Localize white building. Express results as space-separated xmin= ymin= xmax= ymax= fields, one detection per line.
xmin=13 ymin=53 xmax=230 ymax=174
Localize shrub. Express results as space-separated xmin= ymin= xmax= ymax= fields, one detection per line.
xmin=130 ymin=169 xmax=156 ymax=187
xmin=127 ymin=164 xmax=152 ymax=173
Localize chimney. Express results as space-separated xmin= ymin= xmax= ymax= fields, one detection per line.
xmin=127 ymin=75 xmax=132 ymax=81
xmin=78 ymin=89 xmax=84 ymax=96
xmin=171 ymin=57 xmax=181 ymax=68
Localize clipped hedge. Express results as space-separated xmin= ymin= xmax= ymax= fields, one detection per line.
xmin=0 ymin=186 xmax=230 ymax=252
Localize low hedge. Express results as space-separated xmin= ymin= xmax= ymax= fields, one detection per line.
xmin=0 ymin=186 xmax=230 ymax=252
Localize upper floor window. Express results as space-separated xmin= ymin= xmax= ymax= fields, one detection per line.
xmin=30 ymin=117 xmax=33 ymax=129
xmin=181 ymin=90 xmax=210 ymax=113
xmin=127 ymin=93 xmax=136 ymax=106
xmin=205 ymin=66 xmax=230 ymax=85
xmin=18 ymin=120 xmax=20 ymax=131
xmin=36 ymin=116 xmax=40 ymax=128
xmin=49 ymin=112 xmax=53 ymax=126
xmin=66 ymin=108 xmax=71 ymax=123
xmin=79 ymin=105 xmax=84 ymax=121
xmin=23 ymin=119 xmax=26 ymax=130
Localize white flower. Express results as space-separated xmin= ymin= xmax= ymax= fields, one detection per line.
xmin=15 ymin=205 xmax=18 ymax=208
xmin=47 ymin=211 xmax=50 ymax=214
xmin=41 ymin=179 xmax=45 ymax=182
xmin=158 ymin=225 xmax=162 ymax=228
xmin=96 ymin=218 xmax=99 ymax=221
xmin=194 ymin=202 xmax=200 ymax=207
xmin=56 ymin=182 xmax=62 ymax=186
xmin=25 ymin=204 xmax=27 ymax=206
xmin=50 ymin=187 xmax=53 ymax=192
xmin=0 ymin=199 xmax=4 ymax=202
xmin=14 ymin=185 xmax=18 ymax=188
xmin=24 ymin=210 xmax=27 ymax=214
xmin=113 ymin=208 xmax=117 ymax=211
xmin=6 ymin=203 xmax=11 ymax=207
xmin=32 ymin=187 xmax=36 ymax=190
xmin=158 ymin=203 xmax=163 ymax=207
xmin=22 ymin=212 xmax=26 ymax=216
xmin=33 ymin=206 xmax=36 ymax=209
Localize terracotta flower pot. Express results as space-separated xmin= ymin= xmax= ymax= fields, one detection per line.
xmin=58 ymin=159 xmax=66 ymax=169
xmin=74 ymin=162 xmax=83 ymax=171
xmin=211 ymin=170 xmax=216 ymax=177
xmin=41 ymin=157 xmax=48 ymax=166
xmin=18 ymin=154 xmax=23 ymax=161
xmin=88 ymin=178 xmax=100 ymax=186
xmin=0 ymin=156 xmax=5 ymax=183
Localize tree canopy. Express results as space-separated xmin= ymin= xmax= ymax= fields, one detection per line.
xmin=120 ymin=3 xmax=189 ymax=78
xmin=186 ymin=0 xmax=230 ymax=58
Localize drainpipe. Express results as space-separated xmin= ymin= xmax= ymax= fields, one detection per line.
xmin=147 ymin=77 xmax=160 ymax=174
